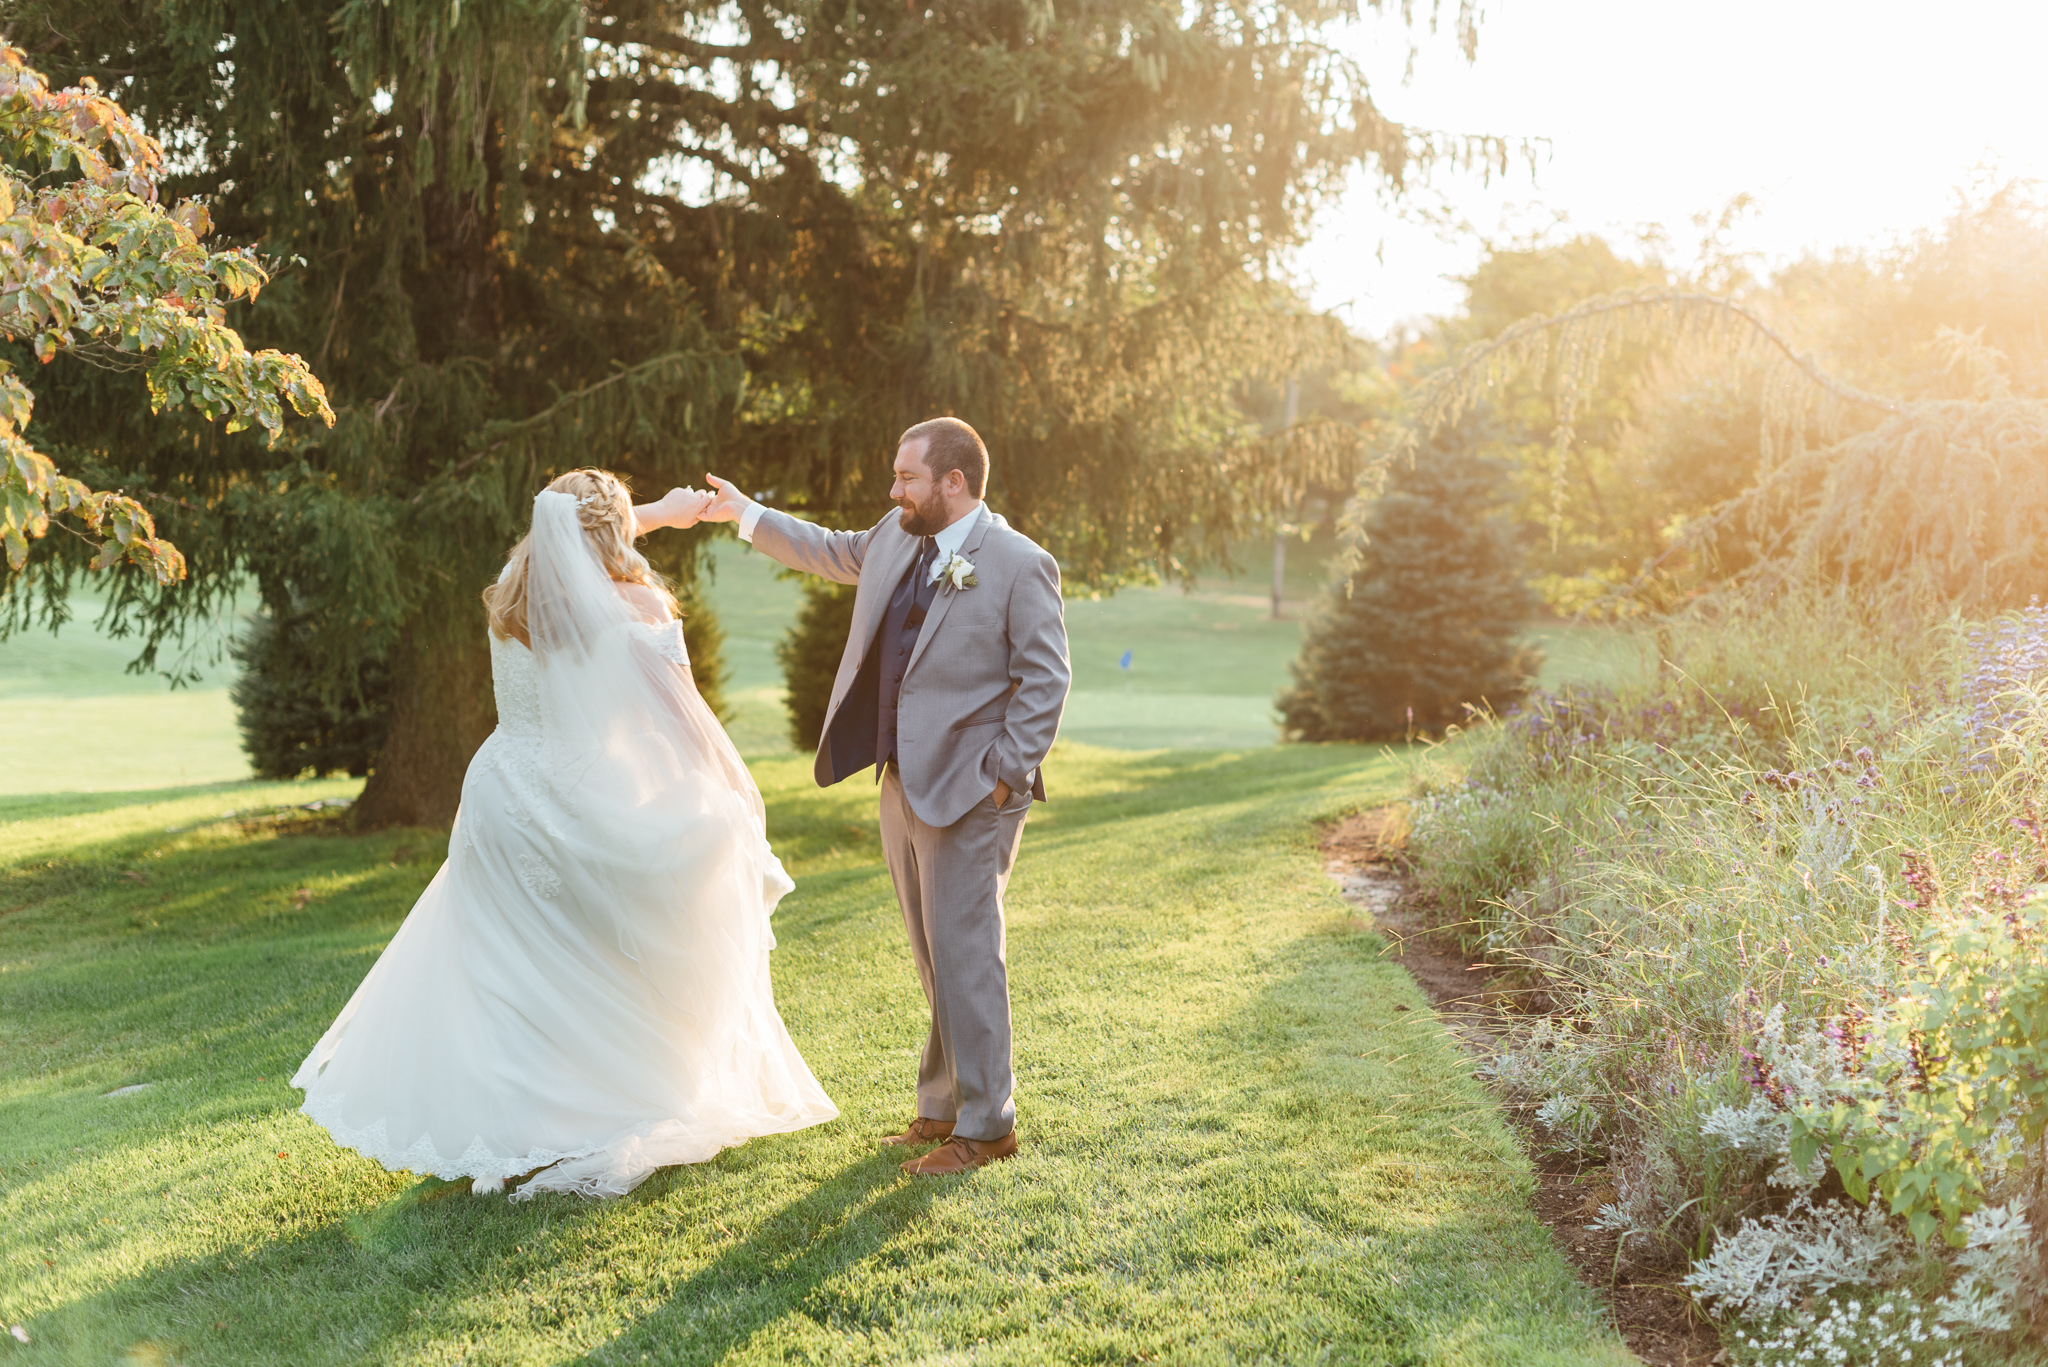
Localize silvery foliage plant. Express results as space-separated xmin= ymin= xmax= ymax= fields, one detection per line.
xmin=1683 ymin=1198 xmax=1908 ymax=1319
xmin=1935 ymin=1202 xmax=2032 ymax=1335
xmin=1478 ymin=1017 xmax=1609 ymax=1154
xmin=1697 ymin=1004 xmax=1855 ymax=1191
xmin=1689 ymin=1200 xmax=2032 ymax=1363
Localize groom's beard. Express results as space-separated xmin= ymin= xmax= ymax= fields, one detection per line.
xmin=896 ymin=489 xmax=949 ymax=537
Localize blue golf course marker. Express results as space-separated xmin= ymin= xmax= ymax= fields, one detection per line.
xmin=1118 ymin=649 xmax=1133 ymax=671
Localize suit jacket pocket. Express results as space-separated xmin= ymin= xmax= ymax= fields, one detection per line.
xmin=949 ymin=707 xmax=1008 ymax=732
xmin=947 ymin=606 xmax=1001 ymax=630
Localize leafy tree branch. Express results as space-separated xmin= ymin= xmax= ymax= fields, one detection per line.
xmin=0 ymin=45 xmax=334 ymax=582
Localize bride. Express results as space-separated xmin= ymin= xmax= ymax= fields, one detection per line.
xmin=292 ymin=469 xmax=836 ymax=1199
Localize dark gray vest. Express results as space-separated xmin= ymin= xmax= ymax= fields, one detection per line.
xmin=821 ymin=538 xmax=937 ymax=780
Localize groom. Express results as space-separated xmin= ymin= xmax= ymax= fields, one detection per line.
xmin=698 ymin=418 xmax=1070 ymax=1174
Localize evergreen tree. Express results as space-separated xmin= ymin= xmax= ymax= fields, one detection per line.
xmin=1279 ymin=431 xmax=1540 ymax=741
xmin=230 ymin=605 xmax=389 ymax=779
xmin=673 ymin=575 xmax=730 ymax=723
xmin=776 ymin=579 xmax=857 ymax=750
xmin=7 ymin=1 xmax=1482 ymax=823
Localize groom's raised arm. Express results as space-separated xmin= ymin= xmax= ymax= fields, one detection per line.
xmin=746 ymin=507 xmax=875 ymax=586
xmin=700 ymin=474 xmax=874 ymax=586
xmin=995 ymin=547 xmax=1070 ymax=798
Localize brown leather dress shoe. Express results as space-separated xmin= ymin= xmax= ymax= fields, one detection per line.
xmin=878 ymin=1117 xmax=955 ymax=1147
xmin=900 ymin=1131 xmax=1018 ymax=1175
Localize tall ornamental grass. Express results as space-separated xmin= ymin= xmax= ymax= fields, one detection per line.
xmin=1408 ymin=597 xmax=2048 ymax=1361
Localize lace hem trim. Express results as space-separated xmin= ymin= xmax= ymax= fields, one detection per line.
xmin=293 ymin=1087 xmax=838 ymax=1201
xmin=294 ymin=1087 xmax=599 ymax=1184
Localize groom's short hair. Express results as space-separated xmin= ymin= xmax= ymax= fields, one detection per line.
xmin=899 ymin=417 xmax=988 ymax=498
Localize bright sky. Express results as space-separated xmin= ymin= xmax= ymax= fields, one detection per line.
xmin=1297 ymin=0 xmax=2048 ymax=336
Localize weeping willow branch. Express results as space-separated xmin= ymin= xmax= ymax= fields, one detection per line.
xmin=1395 ymin=290 xmax=1898 ymax=545
xmin=1403 ymin=290 xmax=1903 ymax=437
xmin=1378 ymin=288 xmax=2048 ymax=613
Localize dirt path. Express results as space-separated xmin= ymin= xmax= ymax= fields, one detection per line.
xmin=1322 ymin=809 xmax=1721 ymax=1367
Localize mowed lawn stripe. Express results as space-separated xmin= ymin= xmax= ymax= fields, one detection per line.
xmin=1 ymin=745 xmax=1630 ymax=1366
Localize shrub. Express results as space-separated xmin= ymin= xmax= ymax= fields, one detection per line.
xmin=776 ymin=578 xmax=857 ymax=751
xmin=675 ymin=577 xmax=730 ymax=722
xmin=231 ymin=606 xmax=390 ymax=779
xmin=1280 ymin=431 xmax=1540 ymax=741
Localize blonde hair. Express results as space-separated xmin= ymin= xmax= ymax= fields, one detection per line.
xmin=483 ymin=468 xmax=679 ymax=644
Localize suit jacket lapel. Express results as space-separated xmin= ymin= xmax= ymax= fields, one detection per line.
xmin=849 ymin=519 xmax=917 ymax=659
xmin=822 ymin=518 xmax=916 ymax=735
xmin=905 ymin=508 xmax=998 ymax=676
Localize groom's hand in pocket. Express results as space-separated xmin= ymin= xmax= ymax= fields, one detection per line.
xmin=992 ymin=781 xmax=1011 ymax=808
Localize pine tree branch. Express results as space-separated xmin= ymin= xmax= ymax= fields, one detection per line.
xmin=1588 ymin=439 xmax=1830 ymax=616
xmin=411 ymin=349 xmax=726 ymax=502
xmin=585 ymin=78 xmax=825 ymax=137
xmin=588 ymin=16 xmax=800 ymax=67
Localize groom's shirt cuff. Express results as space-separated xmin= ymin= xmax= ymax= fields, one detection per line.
xmin=737 ymin=503 xmax=765 ymax=543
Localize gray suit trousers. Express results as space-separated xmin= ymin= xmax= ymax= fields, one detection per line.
xmin=878 ymin=764 xmax=1030 ymax=1141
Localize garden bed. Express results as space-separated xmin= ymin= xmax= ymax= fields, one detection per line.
xmin=1325 ymin=806 xmax=1722 ymax=1367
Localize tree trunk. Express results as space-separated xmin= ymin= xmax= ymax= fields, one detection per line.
xmin=351 ymin=612 xmax=496 ymax=828
xmin=350 ymin=102 xmax=504 ymax=831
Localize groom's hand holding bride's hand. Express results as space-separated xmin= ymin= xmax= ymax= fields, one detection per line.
xmin=697 ymin=474 xmax=753 ymax=525
xmin=631 ymin=487 xmax=715 ymax=535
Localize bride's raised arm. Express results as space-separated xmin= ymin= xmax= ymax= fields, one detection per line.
xmin=631 ymin=487 xmax=714 ymax=536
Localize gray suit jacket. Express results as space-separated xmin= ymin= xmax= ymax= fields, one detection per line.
xmin=750 ymin=505 xmax=1071 ymax=828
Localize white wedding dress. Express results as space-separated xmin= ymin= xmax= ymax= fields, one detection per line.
xmin=292 ymin=492 xmax=837 ymax=1199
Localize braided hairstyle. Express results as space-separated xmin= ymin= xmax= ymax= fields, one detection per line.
xmin=483 ymin=468 xmax=679 ymax=644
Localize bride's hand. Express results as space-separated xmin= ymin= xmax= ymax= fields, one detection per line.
xmin=636 ymin=486 xmax=713 ymax=533
xmin=666 ymin=487 xmax=715 ymax=529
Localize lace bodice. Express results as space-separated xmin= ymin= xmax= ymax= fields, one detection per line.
xmin=490 ymin=635 xmax=543 ymax=738
xmin=636 ymin=618 xmax=690 ymax=667
xmin=490 ymin=621 xmax=688 ymax=739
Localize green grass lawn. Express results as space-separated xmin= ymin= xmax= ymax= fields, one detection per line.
xmin=0 ymin=533 xmax=1647 ymax=1362
xmin=2 ymin=529 xmax=1646 ymax=789
xmin=0 ymin=595 xmax=250 ymax=796
xmin=0 ymin=743 xmax=1631 ymax=1365
xmin=1526 ymin=623 xmax=1650 ymax=694
xmin=707 ymin=532 xmax=1315 ymax=755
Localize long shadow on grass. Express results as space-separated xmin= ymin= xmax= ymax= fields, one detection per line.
xmin=762 ymin=743 xmax=1392 ymax=870
xmin=22 ymin=1147 xmax=937 ymax=1360
xmin=0 ymin=780 xmax=301 ymax=827
xmin=1057 ymin=741 xmax=1389 ymax=815
xmin=27 ymin=1147 xmax=940 ymax=1367
xmin=559 ymin=1157 xmax=948 ymax=1364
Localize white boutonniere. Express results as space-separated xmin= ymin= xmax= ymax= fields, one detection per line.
xmin=930 ymin=550 xmax=978 ymax=593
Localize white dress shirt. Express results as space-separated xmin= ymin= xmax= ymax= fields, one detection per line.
xmin=923 ymin=502 xmax=985 ymax=578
